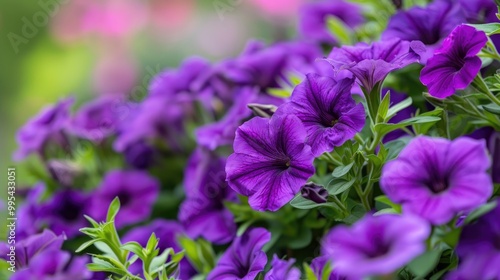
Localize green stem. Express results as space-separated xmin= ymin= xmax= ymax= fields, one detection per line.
xmin=354 ymin=183 xmax=371 ymax=211
xmin=329 ymin=194 xmax=348 ymax=214
xmin=367 ymin=131 xmax=382 ymax=154
xmin=473 ymin=75 xmax=500 ymax=106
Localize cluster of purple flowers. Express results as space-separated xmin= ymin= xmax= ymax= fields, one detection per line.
xmin=6 ymin=0 xmax=500 ymax=279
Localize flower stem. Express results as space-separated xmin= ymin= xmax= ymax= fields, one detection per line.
xmin=473 ymin=75 xmax=500 ymax=106
xmin=354 ymin=183 xmax=371 ymax=211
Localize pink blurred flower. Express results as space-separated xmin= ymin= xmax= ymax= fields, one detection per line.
xmin=248 ymin=0 xmax=305 ymax=17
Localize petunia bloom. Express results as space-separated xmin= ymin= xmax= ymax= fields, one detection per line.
xmin=448 ymin=199 xmax=500 ymax=279
xmin=322 ymin=214 xmax=430 ymax=278
xmin=179 ymin=148 xmax=238 ymax=244
xmin=122 ymin=219 xmax=196 ymax=280
xmin=0 ymin=229 xmax=65 ymax=268
xmin=380 ymin=136 xmax=493 ymax=225
xmin=265 ymin=255 xmax=301 ymax=280
xmin=69 ymin=96 xmax=127 ymax=141
xmin=14 ymin=97 xmax=74 ymax=160
xmin=207 ymin=227 xmax=271 ymax=280
xmin=226 ymin=114 xmax=315 ymax=211
xmin=89 ymin=170 xmax=160 ymax=228
xmin=39 ymin=188 xmax=90 ymax=238
xmin=298 ymin=0 xmax=363 ymax=45
xmin=420 ymin=24 xmax=487 ymax=98
xmin=277 ymin=73 xmax=365 ymax=156
xmin=327 ymin=38 xmax=425 ymax=92
xmin=382 ymin=0 xmax=464 ymax=63
xmin=11 ymin=249 xmax=91 ymax=280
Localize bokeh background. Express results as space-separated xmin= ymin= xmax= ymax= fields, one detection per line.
xmin=0 ymin=0 xmax=307 ymax=204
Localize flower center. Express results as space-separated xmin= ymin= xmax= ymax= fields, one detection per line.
xmin=58 ymin=200 xmax=82 ymax=221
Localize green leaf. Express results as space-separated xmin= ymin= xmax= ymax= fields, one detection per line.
xmin=75 ymin=238 xmax=102 ymax=253
xmin=303 ymin=263 xmax=318 ymax=280
xmin=469 ymin=23 xmax=500 ymax=35
xmin=464 ymin=200 xmax=498 ymax=224
xmin=287 ymin=227 xmax=312 ymax=249
xmin=146 ymin=233 xmax=159 ymax=253
xmin=374 ymin=195 xmax=401 ymax=212
xmin=482 ymin=103 xmax=500 ymax=114
xmin=374 ymin=116 xmax=441 ymax=136
xmin=268 ymin=88 xmax=291 ymax=98
xmin=407 ymin=250 xmax=442 ymax=278
xmin=290 ymin=194 xmax=324 ymax=209
xmin=327 ymin=178 xmax=355 ymax=195
xmin=121 ymin=242 xmax=146 ymax=259
xmin=386 ymin=97 xmax=413 ymax=120
xmin=149 ymin=248 xmax=174 ymax=275
xmin=377 ymin=90 xmax=391 ymax=122
xmin=331 ymin=162 xmax=355 ymax=178
xmin=326 ymin=16 xmax=354 ymax=45
xmin=107 ymin=197 xmax=121 ymax=222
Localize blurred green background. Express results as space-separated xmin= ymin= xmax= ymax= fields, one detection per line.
xmin=0 ymin=0 xmax=302 ymax=200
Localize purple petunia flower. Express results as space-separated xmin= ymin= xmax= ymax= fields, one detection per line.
xmin=265 ymin=255 xmax=301 ymax=280
xmin=39 ymin=188 xmax=90 ymax=238
xmin=14 ymin=97 xmax=74 ymax=160
xmin=69 ymin=96 xmax=127 ymax=141
xmin=124 ymin=141 xmax=156 ymax=169
xmin=89 ymin=170 xmax=160 ymax=228
xmin=420 ymin=24 xmax=487 ymax=98
xmin=322 ymin=214 xmax=430 ymax=278
xmin=0 ymin=229 xmax=65 ymax=268
xmin=380 ymin=136 xmax=493 ymax=225
xmin=122 ymin=219 xmax=196 ymax=280
xmin=16 ymin=183 xmax=46 ymax=239
xmin=113 ymin=95 xmax=186 ymax=152
xmin=179 ymin=148 xmax=238 ymax=244
xmin=382 ymin=0 xmax=465 ymax=63
xmin=277 ymin=73 xmax=365 ymax=156
xmin=195 ymin=87 xmax=257 ymax=150
xmin=327 ymin=38 xmax=425 ymax=92
xmin=207 ymin=227 xmax=271 ymax=280
xmin=149 ymin=57 xmax=214 ymax=107
xmin=11 ymin=249 xmax=91 ymax=280
xmin=298 ymin=0 xmax=364 ymax=45
xmin=226 ymin=114 xmax=315 ymax=211
xmin=449 ymin=199 xmax=500 ymax=279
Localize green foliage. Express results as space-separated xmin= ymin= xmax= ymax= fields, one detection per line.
xmin=77 ymin=198 xmax=184 ymax=280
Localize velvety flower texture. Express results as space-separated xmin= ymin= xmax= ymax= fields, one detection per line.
xmin=226 ymin=114 xmax=315 ymax=211
xmin=381 ymin=136 xmax=493 ymax=225
xmin=327 ymin=38 xmax=425 ymax=92
xmin=265 ymin=255 xmax=300 ymax=280
xmin=298 ymin=0 xmax=363 ymax=45
xmin=277 ymin=73 xmax=365 ymax=156
xmin=0 ymin=229 xmax=64 ymax=268
xmin=448 ymin=199 xmax=500 ymax=280
xmin=14 ymin=97 xmax=73 ymax=160
xmin=322 ymin=214 xmax=430 ymax=278
xmin=40 ymin=188 xmax=90 ymax=238
xmin=179 ymin=148 xmax=238 ymax=244
xmin=382 ymin=0 xmax=464 ymax=63
xmin=89 ymin=170 xmax=160 ymax=228
xmin=148 ymin=56 xmax=214 ymax=107
xmin=11 ymin=249 xmax=90 ymax=280
xmin=69 ymin=96 xmax=126 ymax=141
xmin=420 ymin=24 xmax=487 ymax=98
xmin=207 ymin=228 xmax=271 ymax=280
xmin=113 ymin=95 xmax=185 ymax=152
xmin=122 ymin=220 xmax=196 ymax=280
